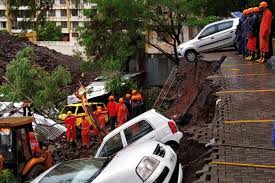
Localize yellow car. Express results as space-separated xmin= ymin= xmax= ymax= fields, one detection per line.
xmin=58 ymin=102 xmax=108 ymax=126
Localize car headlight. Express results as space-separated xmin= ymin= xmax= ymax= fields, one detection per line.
xmin=136 ymin=156 xmax=160 ymax=181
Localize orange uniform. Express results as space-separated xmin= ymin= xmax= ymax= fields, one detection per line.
xmin=117 ymin=103 xmax=129 ymax=127
xmin=64 ymin=115 xmax=77 ymax=142
xmin=29 ymin=132 xmax=41 ymax=156
xmin=98 ymin=113 xmax=106 ymax=129
xmin=260 ymin=8 xmax=272 ymax=53
xmin=81 ymin=118 xmax=90 ymax=145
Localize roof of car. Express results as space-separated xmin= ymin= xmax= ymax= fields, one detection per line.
xmin=102 ymin=109 xmax=164 ymax=140
xmin=66 ymin=102 xmax=104 ymax=107
xmin=206 ymin=18 xmax=239 ymax=27
xmin=0 ymin=117 xmax=33 ymax=128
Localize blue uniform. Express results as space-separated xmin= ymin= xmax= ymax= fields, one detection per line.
xmin=241 ymin=16 xmax=250 ymax=57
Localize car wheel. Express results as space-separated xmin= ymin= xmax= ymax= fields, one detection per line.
xmin=25 ymin=164 xmax=44 ymax=181
xmin=185 ymin=50 xmax=197 ymax=62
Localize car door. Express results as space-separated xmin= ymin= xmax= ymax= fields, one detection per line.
xmin=122 ymin=120 xmax=158 ymax=146
xmin=196 ymin=24 xmax=218 ymax=52
xmin=212 ymin=20 xmax=235 ymax=49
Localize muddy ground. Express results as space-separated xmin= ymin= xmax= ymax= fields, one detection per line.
xmin=165 ymin=56 xmax=225 ymax=183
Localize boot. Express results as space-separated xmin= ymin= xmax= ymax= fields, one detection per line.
xmin=258 ymin=52 xmax=266 ymax=63
xmin=247 ymin=52 xmax=255 ymax=61
xmin=245 ymin=51 xmax=251 ymax=61
xmin=256 ymin=52 xmax=263 ymax=62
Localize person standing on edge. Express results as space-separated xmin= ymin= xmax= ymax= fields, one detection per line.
xmin=107 ymin=95 xmax=117 ymax=130
xmin=81 ymin=116 xmax=90 ymax=148
xmin=96 ymin=107 xmax=106 ymax=130
xmin=246 ymin=8 xmax=260 ymax=61
xmin=257 ymin=1 xmax=273 ymax=63
xmin=241 ymin=9 xmax=249 ymax=58
xmin=64 ymin=111 xmax=77 ymax=145
xmin=125 ymin=94 xmax=131 ymax=120
xmin=117 ymin=98 xmax=129 ymax=127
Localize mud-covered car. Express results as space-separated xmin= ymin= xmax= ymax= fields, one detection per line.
xmin=31 ymin=141 xmax=183 ymax=183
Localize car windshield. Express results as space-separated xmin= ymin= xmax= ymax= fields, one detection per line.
xmin=61 ymin=106 xmax=77 ymax=115
xmin=39 ymin=159 xmax=106 ymax=183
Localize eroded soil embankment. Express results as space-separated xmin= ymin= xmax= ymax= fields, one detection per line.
xmin=166 ymin=57 xmax=224 ymax=183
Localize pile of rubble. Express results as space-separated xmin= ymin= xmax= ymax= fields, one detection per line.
xmin=0 ymin=32 xmax=98 ymax=93
xmin=51 ymin=137 xmax=99 ymax=164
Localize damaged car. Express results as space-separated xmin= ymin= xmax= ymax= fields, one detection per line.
xmin=95 ymin=109 xmax=183 ymax=158
xmin=31 ymin=140 xmax=183 ymax=183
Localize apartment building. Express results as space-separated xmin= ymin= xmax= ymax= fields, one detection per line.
xmin=0 ymin=0 xmax=96 ymax=41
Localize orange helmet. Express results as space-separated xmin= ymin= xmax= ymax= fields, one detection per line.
xmin=29 ymin=132 xmax=35 ymax=139
xmin=253 ymin=7 xmax=260 ymax=12
xmin=131 ymin=95 xmax=138 ymax=100
xmin=247 ymin=8 xmax=253 ymax=14
xmin=108 ymin=95 xmax=115 ymax=100
xmin=126 ymin=94 xmax=131 ymax=99
xmin=243 ymin=9 xmax=248 ymax=15
xmin=119 ymin=98 xmax=124 ymax=103
xmin=67 ymin=111 xmax=72 ymax=116
xmin=259 ymin=1 xmax=268 ymax=8
xmin=132 ymin=90 xmax=137 ymax=95
xmin=97 ymin=108 xmax=102 ymax=113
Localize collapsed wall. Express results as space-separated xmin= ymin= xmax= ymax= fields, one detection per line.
xmin=164 ymin=56 xmax=225 ymax=183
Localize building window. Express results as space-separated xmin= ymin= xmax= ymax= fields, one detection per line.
xmin=72 ymin=22 xmax=78 ymax=28
xmin=60 ymin=0 xmax=66 ymax=4
xmin=72 ymin=9 xmax=78 ymax=17
xmin=0 ymin=10 xmax=5 ymax=17
xmin=72 ymin=33 xmax=79 ymax=37
xmin=0 ymin=0 xmax=4 ymax=5
xmin=61 ymin=21 xmax=67 ymax=28
xmin=61 ymin=9 xmax=67 ymax=16
xmin=0 ymin=22 xmax=6 ymax=28
xmin=48 ymin=9 xmax=56 ymax=17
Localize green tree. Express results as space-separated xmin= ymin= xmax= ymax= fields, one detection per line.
xmin=0 ymin=47 xmax=71 ymax=113
xmin=79 ymin=0 xmax=145 ymax=74
xmin=0 ymin=169 xmax=18 ymax=183
xmin=36 ymin=21 xmax=63 ymax=41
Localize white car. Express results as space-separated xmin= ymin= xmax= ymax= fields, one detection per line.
xmin=95 ymin=109 xmax=183 ymax=158
xmin=31 ymin=141 xmax=183 ymax=183
xmin=177 ymin=18 xmax=239 ymax=62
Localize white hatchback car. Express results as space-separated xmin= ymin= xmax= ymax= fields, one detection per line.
xmin=32 ymin=141 xmax=183 ymax=183
xmin=95 ymin=109 xmax=183 ymax=158
xmin=177 ymin=18 xmax=239 ymax=62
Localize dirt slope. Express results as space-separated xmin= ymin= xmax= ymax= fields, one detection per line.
xmin=0 ymin=32 xmax=98 ymax=92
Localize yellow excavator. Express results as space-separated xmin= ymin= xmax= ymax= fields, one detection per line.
xmin=0 ymin=117 xmax=52 ymax=182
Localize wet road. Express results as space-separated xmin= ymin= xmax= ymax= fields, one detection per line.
xmin=186 ymin=51 xmax=275 ymax=182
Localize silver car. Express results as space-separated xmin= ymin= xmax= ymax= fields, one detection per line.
xmin=177 ymin=18 xmax=239 ymax=62
xmin=31 ymin=141 xmax=183 ymax=183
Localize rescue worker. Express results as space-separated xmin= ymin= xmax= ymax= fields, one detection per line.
xmin=81 ymin=116 xmax=90 ymax=148
xmin=96 ymin=107 xmax=106 ymax=130
xmin=131 ymin=95 xmax=141 ymax=119
xmin=107 ymin=95 xmax=117 ymax=130
xmin=132 ymin=90 xmax=143 ymax=101
xmin=236 ymin=10 xmax=247 ymax=54
xmin=29 ymin=132 xmax=41 ymax=156
xmin=117 ymin=98 xmax=129 ymax=127
xmin=242 ymin=9 xmax=251 ymax=58
xmin=64 ymin=111 xmax=77 ymax=144
xmin=257 ymin=1 xmax=273 ymax=63
xmin=125 ymin=94 xmax=131 ymax=120
xmin=246 ymin=7 xmax=260 ymax=61
xmin=94 ymin=106 xmax=103 ymax=118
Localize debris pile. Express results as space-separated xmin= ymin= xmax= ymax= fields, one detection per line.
xmin=51 ymin=138 xmax=99 ymax=164
xmin=0 ymin=32 xmax=98 ymax=92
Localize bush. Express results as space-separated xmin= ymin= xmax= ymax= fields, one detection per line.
xmin=105 ymin=76 xmax=137 ymax=97
xmin=0 ymin=169 xmax=17 ymax=183
xmin=186 ymin=16 xmax=221 ymax=28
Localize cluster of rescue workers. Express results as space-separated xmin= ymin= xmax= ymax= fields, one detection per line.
xmin=236 ymin=1 xmax=273 ymax=63
xmin=63 ymin=89 xmax=144 ymax=148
